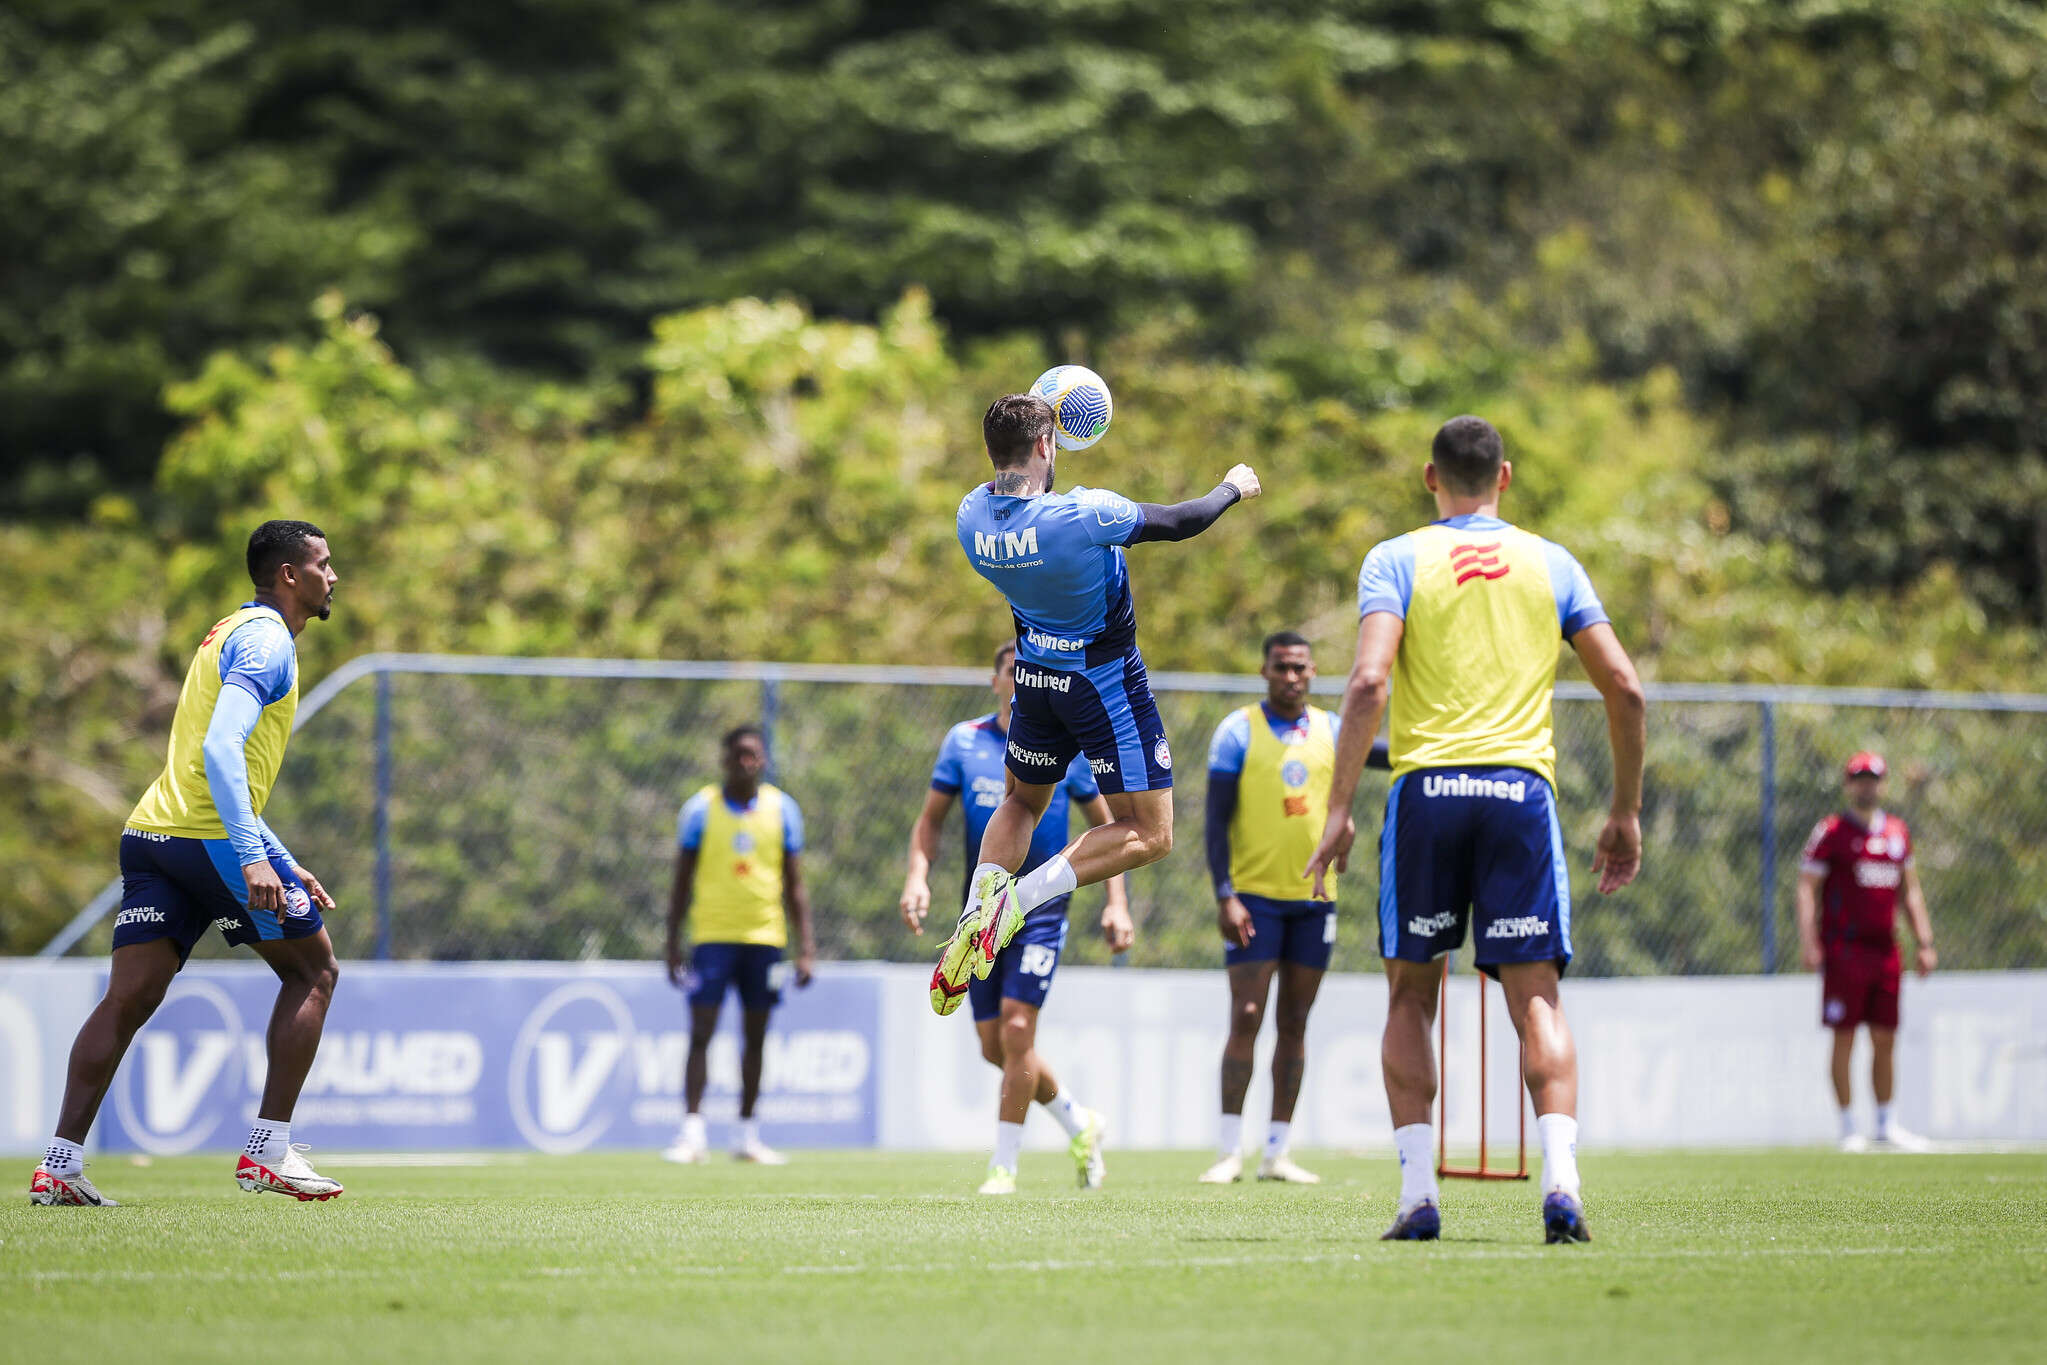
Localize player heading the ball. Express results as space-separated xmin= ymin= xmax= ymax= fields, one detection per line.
xmin=934 ymin=388 xmax=1259 ymax=1011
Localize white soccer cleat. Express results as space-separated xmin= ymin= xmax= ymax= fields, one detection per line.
xmin=1838 ymin=1133 xmax=1870 ymax=1153
xmin=978 ymin=1164 xmax=1017 ymax=1195
xmin=30 ymin=1167 xmax=117 ymax=1207
xmin=236 ymin=1145 xmax=343 ymax=1201
xmin=1070 ymin=1108 xmax=1107 ymax=1190
xmin=1256 ymin=1153 xmax=1322 ymax=1184
xmin=1874 ymin=1126 xmax=1932 ymax=1153
xmin=661 ymin=1138 xmax=709 ymax=1165
xmin=1197 ymin=1152 xmax=1245 ymax=1184
xmin=734 ymin=1139 xmax=789 ymax=1166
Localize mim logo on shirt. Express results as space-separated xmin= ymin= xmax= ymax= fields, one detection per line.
xmin=1421 ymin=773 xmax=1528 ymax=803
xmin=1013 ymin=665 xmax=1072 ymax=692
xmin=973 ymin=528 xmax=1040 ymax=560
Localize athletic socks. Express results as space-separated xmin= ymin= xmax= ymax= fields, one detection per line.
xmin=1394 ymin=1123 xmax=1439 ymax=1209
xmin=969 ymin=863 xmax=1006 ymax=910
xmin=246 ymin=1118 xmax=290 ymax=1165
xmin=1013 ymin=855 xmax=1076 ymax=915
xmin=1217 ymin=1113 xmax=1243 ymax=1158
xmin=1537 ymin=1112 xmax=1581 ymax=1196
xmin=737 ymin=1117 xmax=761 ymax=1152
xmin=1839 ymin=1106 xmax=1858 ymax=1142
xmin=1874 ymin=1104 xmax=1893 ymax=1140
xmin=1264 ymin=1121 xmax=1291 ymax=1159
xmin=42 ymin=1137 xmax=83 ymax=1177
xmin=994 ymin=1121 xmax=1025 ymax=1172
xmin=680 ymin=1112 xmax=708 ymax=1149
xmin=1042 ymin=1090 xmax=1088 ymax=1140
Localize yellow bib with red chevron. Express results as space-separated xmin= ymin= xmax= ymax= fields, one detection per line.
xmin=1391 ymin=524 xmax=1562 ymax=785
xmin=691 ymin=783 xmax=791 ymax=947
xmin=127 ymin=605 xmax=298 ymax=839
xmin=1229 ymin=705 xmax=1338 ymax=902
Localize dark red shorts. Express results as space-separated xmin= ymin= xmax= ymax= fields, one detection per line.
xmin=1822 ymin=949 xmax=1901 ymax=1031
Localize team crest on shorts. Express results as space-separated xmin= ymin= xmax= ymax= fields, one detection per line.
xmin=1824 ymin=997 xmax=1845 ymax=1024
xmin=1153 ymin=737 xmax=1172 ymax=771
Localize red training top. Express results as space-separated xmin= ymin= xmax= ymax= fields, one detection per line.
xmin=1801 ymin=810 xmax=1912 ymax=955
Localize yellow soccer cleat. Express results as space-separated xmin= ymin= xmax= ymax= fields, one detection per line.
xmin=969 ymin=869 xmax=1022 ymax=981
xmin=1069 ymin=1108 xmax=1107 ymax=1190
xmin=977 ymin=1163 xmax=1017 ymax=1195
xmin=931 ymin=901 xmax=985 ymax=1016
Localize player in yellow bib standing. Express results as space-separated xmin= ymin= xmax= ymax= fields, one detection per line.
xmin=662 ymin=725 xmax=815 ymax=1165
xmin=1198 ymin=632 xmax=1386 ymax=1185
xmin=31 ymin=521 xmax=345 ymax=1207
xmin=1305 ymin=417 xmax=1646 ymax=1245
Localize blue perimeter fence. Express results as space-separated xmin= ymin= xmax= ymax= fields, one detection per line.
xmin=42 ymin=656 xmax=2047 ymax=976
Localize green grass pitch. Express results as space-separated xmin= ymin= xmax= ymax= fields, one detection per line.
xmin=5 ymin=1150 xmax=2044 ymax=1363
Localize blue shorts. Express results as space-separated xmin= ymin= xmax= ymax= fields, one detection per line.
xmin=1378 ymin=767 xmax=1572 ymax=977
xmin=969 ymin=899 xmax=1071 ymax=1021
xmin=1223 ymin=893 xmax=1337 ymax=970
xmin=686 ymin=942 xmax=786 ymax=1012
xmin=1006 ymin=649 xmax=1173 ymax=796
xmin=115 ymin=829 xmax=323 ymax=963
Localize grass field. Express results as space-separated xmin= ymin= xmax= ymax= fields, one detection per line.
xmin=5 ymin=1149 xmax=2044 ymax=1363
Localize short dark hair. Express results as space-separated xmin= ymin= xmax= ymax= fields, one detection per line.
xmin=983 ymin=394 xmax=1054 ymax=468
xmin=993 ymin=639 xmax=1018 ymax=671
xmin=722 ymin=724 xmax=766 ymax=752
xmin=1430 ymin=416 xmax=1505 ymax=495
xmin=1262 ymin=630 xmax=1311 ymax=661
xmin=246 ymin=519 xmax=326 ymax=588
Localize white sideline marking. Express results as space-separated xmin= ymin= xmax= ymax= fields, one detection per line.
xmin=26 ymin=1244 xmax=2028 ymax=1287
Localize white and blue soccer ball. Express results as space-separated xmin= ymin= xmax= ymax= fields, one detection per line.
xmin=1033 ymin=365 xmax=1113 ymax=451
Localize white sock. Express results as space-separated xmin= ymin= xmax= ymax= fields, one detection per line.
xmin=738 ymin=1117 xmax=761 ymax=1151
xmin=969 ymin=862 xmax=1007 ymax=909
xmin=246 ymin=1118 xmax=290 ymax=1164
xmin=1537 ymin=1112 xmax=1581 ymax=1196
xmin=1875 ymin=1103 xmax=1893 ymax=1138
xmin=994 ymin=1120 xmax=1025 ymax=1171
xmin=681 ymin=1112 xmax=708 ymax=1147
xmin=1395 ymin=1123 xmax=1439 ymax=1208
xmin=1839 ymin=1107 xmax=1857 ymax=1141
xmin=43 ymin=1137 xmax=83 ymax=1177
xmin=1042 ymin=1090 xmax=1088 ymax=1139
xmin=1014 ymin=854 xmax=1076 ymax=915
xmin=1218 ymin=1113 xmax=1243 ymax=1158
xmin=1264 ymin=1120 xmax=1291 ymax=1159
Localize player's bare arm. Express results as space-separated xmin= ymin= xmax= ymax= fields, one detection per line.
xmin=1904 ymin=864 xmax=1936 ymax=976
xmin=1081 ymin=794 xmax=1135 ymax=951
xmin=664 ymin=847 xmax=697 ymax=987
xmin=900 ymin=788 xmax=956 ymax=933
xmin=1795 ymin=867 xmax=1827 ymax=971
xmin=784 ymin=850 xmax=816 ymax=986
xmin=1305 ymin=611 xmax=1404 ymax=898
xmin=1568 ymin=620 xmax=1647 ymax=894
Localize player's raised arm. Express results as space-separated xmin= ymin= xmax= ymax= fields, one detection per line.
xmin=1568 ymin=621 xmax=1646 ymax=893
xmin=1127 ymin=465 xmax=1260 ymax=543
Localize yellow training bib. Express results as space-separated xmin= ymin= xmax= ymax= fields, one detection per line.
xmin=689 ymin=782 xmax=792 ymax=947
xmin=1228 ymin=705 xmax=1337 ymax=902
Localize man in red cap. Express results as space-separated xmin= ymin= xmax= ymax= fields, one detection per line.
xmin=1795 ymin=751 xmax=1937 ymax=1151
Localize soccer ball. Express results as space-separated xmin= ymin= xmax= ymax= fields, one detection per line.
xmin=1033 ymin=365 xmax=1113 ymax=451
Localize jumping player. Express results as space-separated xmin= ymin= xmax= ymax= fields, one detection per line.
xmin=936 ymin=391 xmax=1260 ymax=1007
xmin=1796 ymin=751 xmax=1937 ymax=1152
xmin=662 ymin=726 xmax=816 ymax=1166
xmin=900 ymin=639 xmax=1132 ymax=1193
xmin=32 ymin=520 xmax=345 ymax=1206
xmin=1199 ymin=631 xmax=1386 ymax=1185
xmin=1305 ymin=416 xmax=1646 ymax=1244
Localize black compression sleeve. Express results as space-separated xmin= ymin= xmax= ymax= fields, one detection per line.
xmin=1205 ymin=771 xmax=1239 ymax=898
xmin=1131 ymin=483 xmax=1242 ymax=544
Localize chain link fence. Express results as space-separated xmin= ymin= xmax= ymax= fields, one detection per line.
xmin=43 ymin=657 xmax=2047 ymax=974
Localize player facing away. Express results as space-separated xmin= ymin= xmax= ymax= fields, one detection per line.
xmin=32 ymin=521 xmax=345 ymax=1206
xmin=934 ymin=392 xmax=1260 ymax=1006
xmin=900 ymin=639 xmax=1133 ymax=1193
xmin=1304 ymin=417 xmax=1647 ymax=1244
xmin=662 ymin=725 xmax=816 ymax=1166
xmin=1796 ymin=751 xmax=1937 ymax=1152
xmin=1199 ymin=631 xmax=1389 ymax=1185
